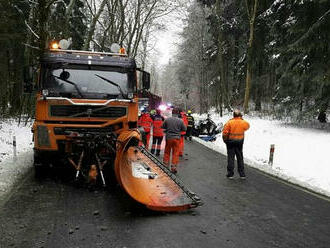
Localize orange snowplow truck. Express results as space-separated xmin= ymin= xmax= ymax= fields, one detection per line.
xmin=24 ymin=45 xmax=149 ymax=175
xmin=24 ymin=42 xmax=202 ymax=212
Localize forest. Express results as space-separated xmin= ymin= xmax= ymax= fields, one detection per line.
xmin=1 ymin=0 xmax=330 ymax=122
xmin=159 ymin=0 xmax=330 ymax=122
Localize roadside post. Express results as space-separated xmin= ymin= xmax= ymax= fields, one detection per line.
xmin=268 ymin=144 xmax=275 ymax=166
xmin=13 ymin=135 xmax=17 ymax=160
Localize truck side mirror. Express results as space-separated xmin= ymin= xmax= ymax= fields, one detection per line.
xmin=142 ymin=71 xmax=150 ymax=90
xmin=60 ymin=70 xmax=70 ymax=80
xmin=23 ymin=66 xmax=33 ymax=93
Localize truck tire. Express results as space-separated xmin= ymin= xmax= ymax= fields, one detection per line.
xmin=34 ymin=163 xmax=46 ymax=179
xmin=33 ymin=151 xmax=47 ymax=179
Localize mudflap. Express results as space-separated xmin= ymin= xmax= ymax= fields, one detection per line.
xmin=115 ymin=130 xmax=203 ymax=212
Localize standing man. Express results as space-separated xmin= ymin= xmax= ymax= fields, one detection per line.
xmin=186 ymin=110 xmax=195 ymax=141
xmin=138 ymin=109 xmax=153 ymax=149
xmin=222 ymin=109 xmax=250 ymax=179
xmin=151 ymin=109 xmax=164 ymax=156
xmin=162 ymin=108 xmax=187 ymax=173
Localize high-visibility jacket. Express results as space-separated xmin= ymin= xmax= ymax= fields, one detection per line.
xmin=152 ymin=114 xmax=164 ymax=137
xmin=187 ymin=114 xmax=194 ymax=127
xmin=138 ymin=113 xmax=153 ymax=133
xmin=222 ymin=117 xmax=250 ymax=141
xmin=180 ymin=112 xmax=188 ymax=135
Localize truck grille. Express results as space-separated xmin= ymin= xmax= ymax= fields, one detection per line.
xmin=64 ymin=124 xmax=123 ymax=134
xmin=53 ymin=123 xmax=123 ymax=135
xmin=50 ymin=105 xmax=126 ymax=118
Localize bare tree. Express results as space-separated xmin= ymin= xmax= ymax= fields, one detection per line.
xmin=92 ymin=0 xmax=179 ymax=61
xmin=83 ymin=0 xmax=108 ymax=50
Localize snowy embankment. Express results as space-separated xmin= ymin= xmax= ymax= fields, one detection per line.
xmin=0 ymin=120 xmax=33 ymax=201
xmin=194 ymin=112 xmax=330 ymax=198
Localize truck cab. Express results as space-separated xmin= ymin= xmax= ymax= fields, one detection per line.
xmin=27 ymin=47 xmax=150 ymax=168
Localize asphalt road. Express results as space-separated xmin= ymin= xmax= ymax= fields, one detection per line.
xmin=1 ymin=140 xmax=330 ymax=248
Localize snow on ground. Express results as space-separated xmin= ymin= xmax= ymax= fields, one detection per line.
xmin=0 ymin=120 xmax=33 ymax=201
xmin=0 ymin=114 xmax=330 ymax=199
xmin=193 ymin=111 xmax=330 ymax=198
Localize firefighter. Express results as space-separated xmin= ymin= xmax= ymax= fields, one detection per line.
xmin=179 ymin=110 xmax=188 ymax=156
xmin=186 ymin=110 xmax=195 ymax=141
xmin=222 ymin=109 xmax=250 ymax=179
xmin=162 ymin=108 xmax=186 ymax=173
xmin=151 ymin=109 xmax=164 ymax=156
xmin=138 ymin=109 xmax=153 ymax=149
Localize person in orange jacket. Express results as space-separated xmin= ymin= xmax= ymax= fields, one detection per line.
xmin=179 ymin=110 xmax=188 ymax=157
xmin=138 ymin=109 xmax=153 ymax=149
xmin=151 ymin=109 xmax=164 ymax=156
xmin=162 ymin=108 xmax=186 ymax=173
xmin=222 ymin=109 xmax=250 ymax=179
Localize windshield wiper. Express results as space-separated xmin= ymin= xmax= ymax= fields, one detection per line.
xmin=52 ymin=75 xmax=84 ymax=98
xmin=95 ymin=74 xmax=126 ymax=98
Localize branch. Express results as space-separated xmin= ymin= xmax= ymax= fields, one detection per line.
xmin=84 ymin=0 xmax=106 ymax=30
xmin=92 ymin=39 xmax=102 ymax=49
xmin=28 ymin=0 xmax=39 ymax=5
xmin=25 ymin=20 xmax=40 ymax=39
xmin=65 ymin=0 xmax=76 ymax=16
xmin=83 ymin=0 xmax=107 ymax=50
xmin=22 ymin=43 xmax=41 ymax=50
xmin=46 ymin=0 xmax=58 ymax=9
xmin=290 ymin=8 xmax=330 ymax=48
xmin=245 ymin=0 xmax=251 ymax=20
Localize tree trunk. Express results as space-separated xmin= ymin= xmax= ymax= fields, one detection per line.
xmin=126 ymin=0 xmax=142 ymax=56
xmin=63 ymin=0 xmax=76 ymax=37
xmin=318 ymin=110 xmax=327 ymax=123
xmin=38 ymin=0 xmax=50 ymax=55
xmin=140 ymin=25 xmax=150 ymax=71
xmin=216 ymin=1 xmax=229 ymax=110
xmin=243 ymin=0 xmax=258 ymax=113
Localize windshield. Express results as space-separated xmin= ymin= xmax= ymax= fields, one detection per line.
xmin=41 ymin=64 xmax=135 ymax=99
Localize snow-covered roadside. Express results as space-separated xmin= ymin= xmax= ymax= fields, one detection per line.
xmin=0 ymin=120 xmax=33 ymax=200
xmin=1 ymin=114 xmax=330 ymax=200
xmin=193 ymin=112 xmax=330 ymax=198
xmin=0 ymin=120 xmax=33 ymax=162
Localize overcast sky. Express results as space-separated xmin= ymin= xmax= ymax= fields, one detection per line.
xmin=154 ymin=8 xmax=186 ymax=65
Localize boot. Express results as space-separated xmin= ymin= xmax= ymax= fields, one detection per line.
xmin=171 ymin=165 xmax=177 ymax=174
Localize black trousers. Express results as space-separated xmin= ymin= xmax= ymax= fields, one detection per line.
xmin=186 ymin=126 xmax=193 ymax=140
xmin=151 ymin=136 xmax=163 ymax=155
xmin=226 ymin=140 xmax=245 ymax=176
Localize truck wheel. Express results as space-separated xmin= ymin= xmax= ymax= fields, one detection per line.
xmin=34 ymin=163 xmax=45 ymax=179
xmin=34 ymin=152 xmax=47 ymax=179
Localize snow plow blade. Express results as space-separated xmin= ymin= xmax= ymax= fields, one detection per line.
xmin=115 ymin=130 xmax=203 ymax=212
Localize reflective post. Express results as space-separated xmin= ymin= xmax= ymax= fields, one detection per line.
xmin=13 ymin=135 xmax=17 ymax=160
xmin=269 ymin=144 xmax=275 ymax=166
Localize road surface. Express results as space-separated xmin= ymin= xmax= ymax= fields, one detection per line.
xmin=1 ymin=140 xmax=330 ymax=248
